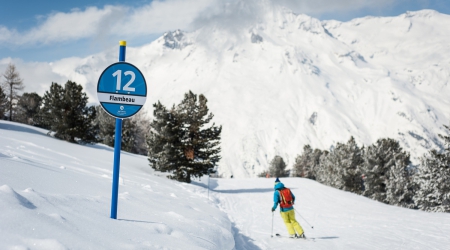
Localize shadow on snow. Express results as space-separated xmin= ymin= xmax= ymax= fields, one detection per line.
xmin=232 ymin=222 xmax=261 ymax=250
xmin=0 ymin=122 xmax=46 ymax=135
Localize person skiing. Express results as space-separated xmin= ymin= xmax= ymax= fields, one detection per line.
xmin=271 ymin=177 xmax=305 ymax=238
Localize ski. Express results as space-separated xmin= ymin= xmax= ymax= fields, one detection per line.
xmin=274 ymin=233 xmax=315 ymax=241
xmin=275 ymin=233 xmax=307 ymax=240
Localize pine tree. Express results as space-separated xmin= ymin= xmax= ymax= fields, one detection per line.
xmin=131 ymin=109 xmax=151 ymax=155
xmin=0 ymin=86 xmax=7 ymax=119
xmin=310 ymin=148 xmax=324 ymax=179
xmin=269 ymin=155 xmax=288 ymax=177
xmin=293 ymin=145 xmax=313 ymax=178
xmin=293 ymin=145 xmax=323 ymax=179
xmin=175 ymin=91 xmax=222 ymax=182
xmin=121 ymin=117 xmax=138 ymax=153
xmin=339 ymin=137 xmax=364 ymax=194
xmin=147 ymin=91 xmax=222 ymax=183
xmin=95 ymin=106 xmax=145 ymax=154
xmin=15 ymin=92 xmax=42 ymax=125
xmin=316 ymin=150 xmax=330 ymax=185
xmin=95 ymin=105 xmax=116 ymax=147
xmin=386 ymin=149 xmax=414 ymax=208
xmin=361 ymin=138 xmax=411 ymax=204
xmin=1 ymin=63 xmax=24 ymax=121
xmin=39 ymin=81 xmax=97 ymax=143
xmin=147 ymin=102 xmax=181 ymax=175
xmin=320 ymin=145 xmax=343 ymax=189
xmin=414 ymin=125 xmax=450 ymax=212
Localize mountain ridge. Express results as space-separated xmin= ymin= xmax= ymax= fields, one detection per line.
xmin=32 ymin=8 xmax=450 ymax=178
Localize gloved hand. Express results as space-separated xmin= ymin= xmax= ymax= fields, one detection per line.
xmin=271 ymin=208 xmax=275 ymax=212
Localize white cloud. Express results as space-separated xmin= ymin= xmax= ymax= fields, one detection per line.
xmin=0 ymin=0 xmax=400 ymax=48
xmin=0 ymin=0 xmax=215 ymax=48
xmin=0 ymin=58 xmax=67 ymax=95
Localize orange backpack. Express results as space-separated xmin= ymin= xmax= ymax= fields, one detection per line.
xmin=278 ymin=188 xmax=294 ymax=208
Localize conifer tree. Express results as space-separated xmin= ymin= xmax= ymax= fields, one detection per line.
xmin=39 ymin=81 xmax=97 ymax=143
xmin=414 ymin=125 xmax=450 ymax=212
xmin=339 ymin=137 xmax=364 ymax=194
xmin=319 ymin=145 xmax=343 ymax=189
xmin=15 ymin=92 xmax=42 ymax=125
xmin=361 ymin=138 xmax=411 ymax=204
xmin=147 ymin=91 xmax=222 ymax=183
xmin=0 ymin=86 xmax=7 ymax=119
xmin=175 ymin=91 xmax=222 ymax=182
xmin=147 ymin=102 xmax=181 ymax=175
xmin=293 ymin=145 xmax=313 ymax=178
xmin=1 ymin=63 xmax=24 ymax=121
xmin=293 ymin=145 xmax=323 ymax=179
xmin=386 ymin=149 xmax=414 ymax=208
xmin=95 ymin=106 xmax=145 ymax=154
xmin=269 ymin=155 xmax=288 ymax=177
xmin=310 ymin=148 xmax=324 ymax=179
xmin=315 ymin=150 xmax=330 ymax=184
xmin=131 ymin=109 xmax=151 ymax=155
xmin=95 ymin=105 xmax=116 ymax=147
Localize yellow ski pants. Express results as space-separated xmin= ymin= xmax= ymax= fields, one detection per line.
xmin=280 ymin=210 xmax=304 ymax=235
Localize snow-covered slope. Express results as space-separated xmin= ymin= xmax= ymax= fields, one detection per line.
xmin=26 ymin=8 xmax=450 ymax=178
xmin=207 ymin=177 xmax=450 ymax=250
xmin=2 ymin=120 xmax=450 ymax=249
xmin=0 ymin=121 xmax=234 ymax=249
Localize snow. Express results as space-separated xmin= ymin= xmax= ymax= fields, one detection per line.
xmin=0 ymin=121 xmax=234 ymax=250
xmin=7 ymin=8 xmax=449 ymax=178
xmin=1 ymin=120 xmax=450 ymax=249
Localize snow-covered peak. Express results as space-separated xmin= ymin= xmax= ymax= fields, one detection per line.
xmin=403 ymin=9 xmax=441 ymax=18
xmin=22 ymin=8 xmax=450 ymax=178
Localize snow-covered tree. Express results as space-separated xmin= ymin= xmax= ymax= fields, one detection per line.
xmin=414 ymin=125 xmax=450 ymax=212
xmin=322 ymin=149 xmax=339 ymax=187
xmin=385 ymin=151 xmax=414 ymax=208
xmin=361 ymin=138 xmax=411 ymax=204
xmin=338 ymin=137 xmax=364 ymax=194
xmin=269 ymin=155 xmax=288 ymax=177
xmin=293 ymin=145 xmax=313 ymax=178
xmin=312 ymin=138 xmax=364 ymax=193
xmin=315 ymin=150 xmax=331 ymax=185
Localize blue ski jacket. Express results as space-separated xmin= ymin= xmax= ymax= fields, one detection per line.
xmin=272 ymin=182 xmax=295 ymax=212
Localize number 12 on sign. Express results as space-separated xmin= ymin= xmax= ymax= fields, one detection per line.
xmin=113 ymin=70 xmax=136 ymax=92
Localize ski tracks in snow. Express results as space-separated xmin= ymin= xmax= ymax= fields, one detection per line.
xmin=204 ymin=177 xmax=450 ymax=250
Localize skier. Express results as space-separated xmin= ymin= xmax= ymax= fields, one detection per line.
xmin=271 ymin=178 xmax=305 ymax=238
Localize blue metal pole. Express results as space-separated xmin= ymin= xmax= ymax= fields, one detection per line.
xmin=111 ymin=40 xmax=126 ymax=219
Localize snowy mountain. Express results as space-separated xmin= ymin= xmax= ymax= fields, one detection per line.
xmin=1 ymin=120 xmax=450 ymax=249
xmin=26 ymin=7 xmax=450 ymax=178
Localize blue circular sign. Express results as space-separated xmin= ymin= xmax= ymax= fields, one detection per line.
xmin=97 ymin=62 xmax=147 ymax=119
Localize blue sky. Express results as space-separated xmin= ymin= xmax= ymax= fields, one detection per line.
xmin=0 ymin=0 xmax=449 ymax=62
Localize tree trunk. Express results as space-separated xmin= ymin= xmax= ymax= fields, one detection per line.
xmin=9 ymin=88 xmax=12 ymax=121
xmin=186 ymin=172 xmax=191 ymax=183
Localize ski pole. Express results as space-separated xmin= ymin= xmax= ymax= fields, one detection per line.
xmin=295 ymin=208 xmax=314 ymax=229
xmin=271 ymin=211 xmax=274 ymax=237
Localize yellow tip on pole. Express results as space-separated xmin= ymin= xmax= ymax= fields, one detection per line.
xmin=119 ymin=41 xmax=127 ymax=46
